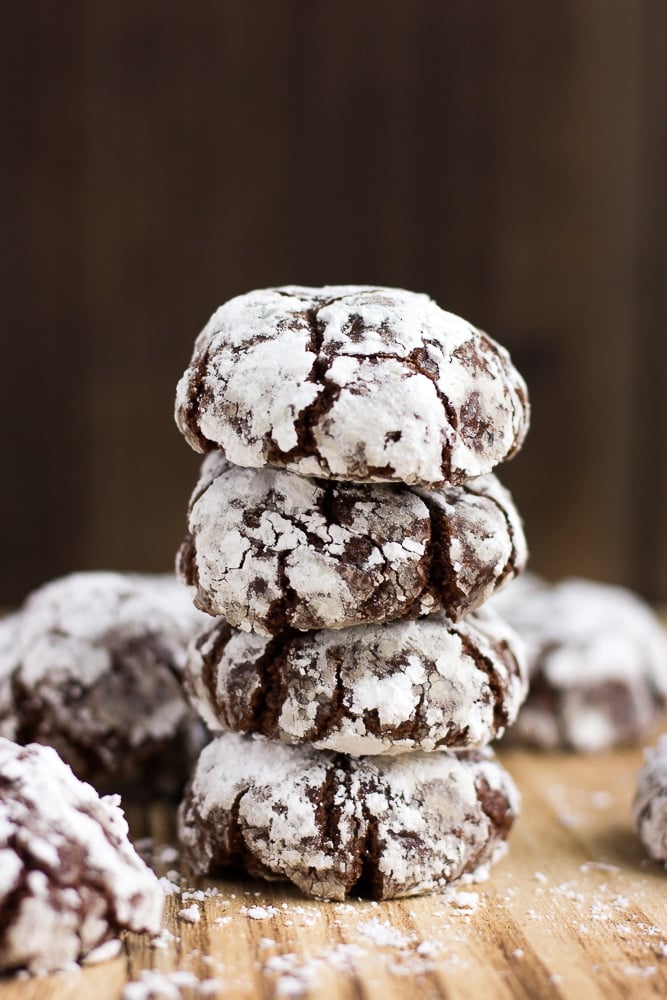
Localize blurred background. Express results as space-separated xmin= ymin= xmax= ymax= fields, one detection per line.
xmin=1 ymin=1 xmax=666 ymax=607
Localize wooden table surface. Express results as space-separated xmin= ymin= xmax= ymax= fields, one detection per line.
xmin=3 ymin=741 xmax=667 ymax=1000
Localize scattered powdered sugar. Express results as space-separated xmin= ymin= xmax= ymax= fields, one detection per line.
xmin=178 ymin=904 xmax=201 ymax=924
xmin=590 ymin=790 xmax=615 ymax=809
xmin=275 ymin=974 xmax=307 ymax=997
xmin=356 ymin=918 xmax=415 ymax=949
xmin=123 ymin=970 xmax=224 ymax=1000
xmin=81 ymin=939 xmax=122 ymax=965
xmin=159 ymin=878 xmax=182 ymax=896
xmin=182 ymin=889 xmax=208 ymax=902
xmin=448 ymin=891 xmax=480 ymax=911
xmin=592 ymin=962 xmax=657 ymax=979
xmin=241 ymin=905 xmax=280 ymax=920
xmin=90 ymin=718 xmax=667 ymax=997
xmin=151 ymin=928 xmax=178 ymax=951
xmin=580 ymin=861 xmax=620 ymax=875
xmin=117 ymin=846 xmax=667 ymax=998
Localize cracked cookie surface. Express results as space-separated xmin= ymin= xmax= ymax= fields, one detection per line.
xmin=0 ymin=738 xmax=163 ymax=975
xmin=175 ymin=285 xmax=529 ymax=487
xmin=491 ymin=575 xmax=667 ymax=752
xmin=1 ymin=572 xmax=208 ymax=796
xmin=185 ymin=607 xmax=527 ymax=754
xmin=178 ymin=732 xmax=519 ymax=900
xmin=178 ymin=454 xmax=527 ymax=634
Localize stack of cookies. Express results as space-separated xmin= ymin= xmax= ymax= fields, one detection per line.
xmin=173 ymin=285 xmax=530 ymax=900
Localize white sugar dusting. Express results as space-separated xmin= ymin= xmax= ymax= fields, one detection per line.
xmin=241 ymin=905 xmax=280 ymax=920
xmin=0 ymin=739 xmax=163 ymax=976
xmin=123 ymin=970 xmax=224 ymax=1000
xmin=182 ymin=456 xmax=526 ymax=637
xmin=179 ymin=733 xmax=519 ymax=901
xmin=187 ymin=607 xmax=527 ymax=756
xmin=175 ymin=285 xmax=529 ymax=487
xmin=490 ymin=575 xmax=667 ymax=751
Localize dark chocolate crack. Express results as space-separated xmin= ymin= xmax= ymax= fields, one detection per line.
xmin=457 ymin=628 xmax=509 ymax=735
xmin=177 ymin=347 xmax=217 ymax=453
xmin=475 ymin=776 xmax=514 ymax=841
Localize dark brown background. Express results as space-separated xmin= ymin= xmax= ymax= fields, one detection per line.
xmin=1 ymin=1 xmax=666 ymax=607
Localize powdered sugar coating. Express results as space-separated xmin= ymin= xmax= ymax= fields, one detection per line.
xmin=490 ymin=576 xmax=667 ymax=751
xmin=634 ymin=735 xmax=667 ymax=864
xmin=185 ymin=607 xmax=527 ymax=754
xmin=3 ymin=572 xmax=208 ymax=795
xmin=178 ymin=454 xmax=527 ymax=634
xmin=175 ymin=286 xmax=529 ymax=487
xmin=0 ymin=739 xmax=163 ymax=975
xmin=178 ymin=733 xmax=519 ymax=900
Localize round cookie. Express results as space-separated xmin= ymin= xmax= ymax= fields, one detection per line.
xmin=175 ymin=285 xmax=529 ymax=487
xmin=4 ymin=572 xmax=208 ymax=796
xmin=490 ymin=576 xmax=667 ymax=752
xmin=178 ymin=733 xmax=519 ymax=900
xmin=185 ymin=607 xmax=527 ymax=755
xmin=0 ymin=738 xmax=163 ymax=975
xmin=178 ymin=453 xmax=527 ymax=634
xmin=634 ymin=735 xmax=667 ymax=864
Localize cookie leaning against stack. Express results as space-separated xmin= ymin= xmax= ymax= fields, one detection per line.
xmin=174 ymin=285 xmax=530 ymax=900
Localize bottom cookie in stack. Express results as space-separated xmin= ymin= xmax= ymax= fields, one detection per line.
xmin=178 ymin=732 xmax=519 ymax=901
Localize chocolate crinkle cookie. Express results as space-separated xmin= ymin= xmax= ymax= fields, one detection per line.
xmin=175 ymin=286 xmax=529 ymax=487
xmin=185 ymin=607 xmax=527 ymax=755
xmin=0 ymin=739 xmax=163 ymax=976
xmin=178 ymin=733 xmax=519 ymax=901
xmin=0 ymin=572 xmax=209 ymax=796
xmin=490 ymin=575 xmax=667 ymax=752
xmin=634 ymin=735 xmax=667 ymax=865
xmin=177 ymin=453 xmax=527 ymax=634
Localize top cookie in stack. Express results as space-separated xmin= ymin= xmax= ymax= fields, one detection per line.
xmin=174 ymin=285 xmax=530 ymax=900
xmin=175 ymin=285 xmax=529 ymax=488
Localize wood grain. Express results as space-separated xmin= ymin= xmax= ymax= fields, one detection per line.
xmin=4 ymin=742 xmax=667 ymax=1000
